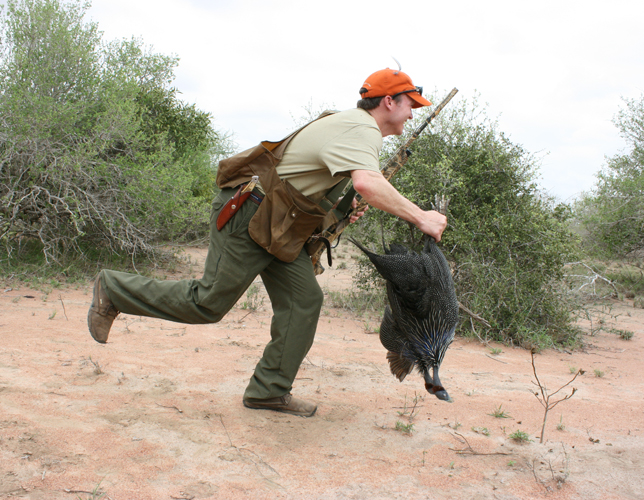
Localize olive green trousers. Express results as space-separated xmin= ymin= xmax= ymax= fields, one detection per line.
xmin=100 ymin=188 xmax=324 ymax=400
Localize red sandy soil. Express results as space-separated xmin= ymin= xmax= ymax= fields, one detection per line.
xmin=1 ymin=243 xmax=643 ymax=500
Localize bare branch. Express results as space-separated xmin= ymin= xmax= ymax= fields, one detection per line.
xmin=531 ymin=351 xmax=580 ymax=443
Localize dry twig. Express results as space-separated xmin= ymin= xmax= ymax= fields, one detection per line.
xmin=485 ymin=354 xmax=508 ymax=364
xmin=156 ymin=403 xmax=183 ymax=414
xmin=460 ymin=302 xmax=492 ymax=329
xmin=449 ymin=432 xmax=509 ymax=456
xmin=58 ymin=295 xmax=68 ymax=320
xmin=565 ymin=261 xmax=618 ymax=298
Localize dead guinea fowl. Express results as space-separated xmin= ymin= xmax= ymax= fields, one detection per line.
xmin=350 ymin=236 xmax=459 ymax=402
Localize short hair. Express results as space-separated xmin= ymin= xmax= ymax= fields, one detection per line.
xmin=356 ymin=90 xmax=404 ymax=111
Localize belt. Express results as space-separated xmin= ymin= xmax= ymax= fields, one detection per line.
xmin=216 ymin=182 xmax=264 ymax=231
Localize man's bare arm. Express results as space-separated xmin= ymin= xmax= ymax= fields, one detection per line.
xmin=351 ymin=169 xmax=447 ymax=242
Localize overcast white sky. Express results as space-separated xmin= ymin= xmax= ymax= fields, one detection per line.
xmin=88 ymin=0 xmax=644 ymax=202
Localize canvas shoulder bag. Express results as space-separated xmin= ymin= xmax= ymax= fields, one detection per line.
xmin=215 ymin=112 xmax=338 ymax=263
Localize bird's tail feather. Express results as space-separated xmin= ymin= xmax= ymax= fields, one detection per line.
xmin=348 ymin=237 xmax=372 ymax=256
xmin=386 ymin=351 xmax=414 ymax=382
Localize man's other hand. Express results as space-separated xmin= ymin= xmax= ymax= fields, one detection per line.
xmin=349 ymin=198 xmax=368 ymax=224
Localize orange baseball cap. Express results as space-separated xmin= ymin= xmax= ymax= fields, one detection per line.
xmin=360 ymin=68 xmax=432 ymax=108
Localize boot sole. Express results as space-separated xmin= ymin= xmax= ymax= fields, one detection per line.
xmin=243 ymin=400 xmax=317 ymax=417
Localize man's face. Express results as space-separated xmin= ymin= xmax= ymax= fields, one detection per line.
xmin=389 ymin=94 xmax=415 ymax=135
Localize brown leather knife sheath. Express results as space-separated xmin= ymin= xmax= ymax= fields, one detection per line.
xmin=216 ymin=186 xmax=263 ymax=231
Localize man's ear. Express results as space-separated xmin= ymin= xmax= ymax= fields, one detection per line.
xmin=380 ymin=95 xmax=394 ymax=111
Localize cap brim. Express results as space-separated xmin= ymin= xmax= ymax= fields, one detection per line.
xmin=408 ymin=92 xmax=432 ymax=109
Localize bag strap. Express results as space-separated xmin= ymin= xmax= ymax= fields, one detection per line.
xmin=318 ymin=177 xmax=351 ymax=212
xmin=279 ymin=110 xmax=355 ymax=219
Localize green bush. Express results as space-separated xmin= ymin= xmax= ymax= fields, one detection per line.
xmin=575 ymin=94 xmax=644 ymax=258
xmin=0 ymin=0 xmax=233 ymax=267
xmin=350 ymin=95 xmax=580 ymax=348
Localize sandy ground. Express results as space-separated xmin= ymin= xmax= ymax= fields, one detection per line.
xmin=1 ymin=243 xmax=643 ymax=500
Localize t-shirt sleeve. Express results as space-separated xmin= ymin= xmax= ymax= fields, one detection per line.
xmin=319 ymin=125 xmax=382 ymax=177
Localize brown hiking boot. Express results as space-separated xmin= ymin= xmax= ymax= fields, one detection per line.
xmin=243 ymin=393 xmax=317 ymax=417
xmin=87 ymin=274 xmax=119 ymax=344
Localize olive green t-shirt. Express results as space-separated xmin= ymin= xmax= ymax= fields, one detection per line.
xmin=276 ymin=108 xmax=383 ymax=202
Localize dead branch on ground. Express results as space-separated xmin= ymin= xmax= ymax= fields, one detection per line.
xmin=449 ymin=432 xmax=509 ymax=456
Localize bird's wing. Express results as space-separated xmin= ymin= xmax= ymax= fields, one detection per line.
xmin=383 ymin=257 xmax=436 ymax=318
xmin=379 ymin=305 xmax=405 ymax=352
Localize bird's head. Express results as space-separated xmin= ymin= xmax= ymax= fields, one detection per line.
xmin=423 ymin=365 xmax=453 ymax=402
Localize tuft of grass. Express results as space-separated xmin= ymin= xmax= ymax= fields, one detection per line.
xmin=395 ymin=421 xmax=415 ymax=435
xmin=75 ymin=480 xmax=106 ymax=499
xmin=609 ymin=328 xmax=634 ymax=340
xmin=490 ymin=347 xmax=503 ymax=355
xmin=509 ymin=430 xmax=532 ymax=443
xmin=605 ymin=264 xmax=644 ymax=296
xmin=472 ymin=426 xmax=491 ymax=436
xmin=594 ymin=368 xmax=605 ymax=378
xmin=0 ymin=238 xmax=174 ymax=290
xmin=507 ymin=460 xmax=516 ymax=467
xmin=325 ymin=288 xmax=386 ymax=313
xmin=240 ymin=284 xmax=263 ymax=311
xmin=488 ymin=404 xmax=511 ymax=419
xmin=363 ymin=321 xmax=380 ymax=334
xmin=88 ymin=356 xmax=103 ymax=375
xmin=396 ymin=393 xmax=423 ymax=419
xmin=556 ymin=415 xmax=566 ymax=431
